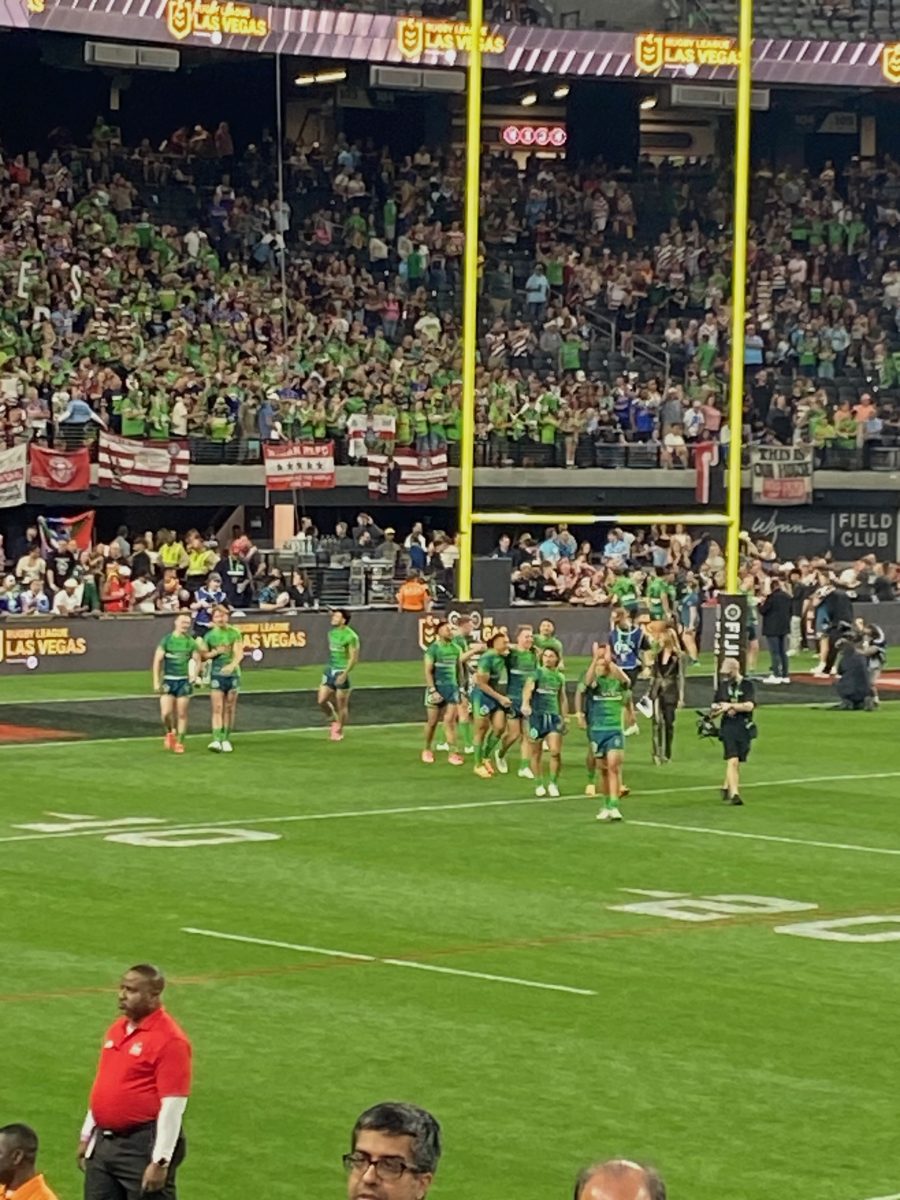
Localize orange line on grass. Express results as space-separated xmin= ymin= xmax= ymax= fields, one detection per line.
xmin=0 ymin=903 xmax=882 ymax=1004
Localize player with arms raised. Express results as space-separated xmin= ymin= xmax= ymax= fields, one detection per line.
xmin=200 ymin=606 xmax=244 ymax=753
xmin=471 ymin=631 xmax=511 ymax=779
xmin=152 ymin=611 xmax=201 ymax=754
xmin=318 ymin=609 xmax=360 ymax=741
xmin=575 ymin=644 xmax=633 ymax=822
xmin=422 ymin=619 xmax=465 ymax=766
xmin=521 ymin=645 xmax=567 ymax=797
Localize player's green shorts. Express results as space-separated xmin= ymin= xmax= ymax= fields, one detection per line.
xmin=321 ymin=668 xmax=351 ymax=690
xmin=162 ymin=678 xmax=193 ymax=698
xmin=425 ymin=681 xmax=460 ymax=708
xmin=470 ymin=687 xmax=504 ymax=717
xmin=506 ymin=695 xmax=526 ymax=720
xmin=528 ymin=713 xmax=563 ymax=741
xmin=590 ymin=728 xmax=624 ymax=756
xmin=210 ymin=675 xmax=240 ymax=694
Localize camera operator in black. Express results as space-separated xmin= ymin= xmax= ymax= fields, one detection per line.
xmin=711 ymin=657 xmax=756 ymax=806
xmin=834 ymin=634 xmax=876 ymax=711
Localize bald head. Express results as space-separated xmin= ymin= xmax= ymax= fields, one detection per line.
xmin=574 ymin=1160 xmax=666 ymax=1200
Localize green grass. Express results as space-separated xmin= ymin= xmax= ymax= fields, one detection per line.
xmin=1 ymin=703 xmax=898 ymax=1199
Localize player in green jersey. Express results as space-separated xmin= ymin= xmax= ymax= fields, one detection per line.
xmin=152 ymin=611 xmax=201 ymax=754
xmin=422 ymin=620 xmax=465 ymax=766
xmin=574 ymin=643 xmax=634 ymax=821
xmin=318 ymin=609 xmax=361 ymax=741
xmin=646 ymin=568 xmax=673 ymax=640
xmin=533 ymin=617 xmax=565 ymax=668
xmin=445 ymin=614 xmax=485 ymax=755
xmin=496 ymin=625 xmax=540 ymax=778
xmin=471 ymin=631 xmax=512 ymax=779
xmin=521 ymin=646 xmax=567 ymax=798
xmin=608 ymin=569 xmax=640 ymax=614
xmin=199 ymin=606 xmax=244 ymax=753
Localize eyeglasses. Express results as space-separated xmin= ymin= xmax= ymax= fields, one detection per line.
xmin=342 ymin=1152 xmax=421 ymax=1180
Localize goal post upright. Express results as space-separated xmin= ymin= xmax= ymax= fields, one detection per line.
xmin=455 ymin=0 xmax=753 ymax=600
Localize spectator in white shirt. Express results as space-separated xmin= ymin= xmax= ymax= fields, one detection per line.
xmin=683 ymin=398 xmax=706 ymax=442
xmin=52 ymin=577 xmax=86 ymax=616
xmin=16 ymin=547 xmax=46 ymax=585
xmin=662 ymin=423 xmax=689 ymax=468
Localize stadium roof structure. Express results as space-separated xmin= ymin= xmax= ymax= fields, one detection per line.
xmin=5 ymin=0 xmax=900 ymax=90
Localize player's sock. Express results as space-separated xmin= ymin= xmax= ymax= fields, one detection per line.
xmin=607 ymin=795 xmax=619 ymax=809
xmin=176 ymin=732 xmax=185 ymax=745
xmin=484 ymin=732 xmax=498 ymax=759
xmin=474 ymin=743 xmax=484 ymax=765
xmin=587 ymin=768 xmax=597 ymax=784
xmin=459 ymin=719 xmax=472 ymax=746
xmin=549 ymin=771 xmax=559 ymax=784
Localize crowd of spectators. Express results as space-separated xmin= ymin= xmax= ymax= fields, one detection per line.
xmin=3 ymin=513 xmax=897 ymax=621
xmin=2 ymin=119 xmax=900 ymax=472
xmin=0 ymin=515 xmax=457 ymax=616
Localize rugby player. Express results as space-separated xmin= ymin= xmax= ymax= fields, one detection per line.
xmin=422 ymin=619 xmax=465 ymax=766
xmin=521 ymin=646 xmax=567 ymax=798
xmin=152 ymin=611 xmax=201 ymax=754
xmin=496 ymin=625 xmax=539 ymax=778
xmin=646 ymin=567 xmax=673 ymax=639
xmin=533 ymin=617 xmax=565 ymax=667
xmin=318 ymin=609 xmax=360 ymax=741
xmin=445 ymin=614 xmax=484 ymax=754
xmin=200 ymin=606 xmax=244 ymax=752
xmin=471 ymin=631 xmax=511 ymax=779
xmin=575 ymin=644 xmax=633 ymax=822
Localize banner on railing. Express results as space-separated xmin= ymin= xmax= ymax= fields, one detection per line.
xmin=368 ymin=449 xmax=448 ymax=501
xmin=263 ymin=441 xmax=336 ymax=493
xmin=98 ymin=434 xmax=190 ymax=497
xmin=0 ymin=445 xmax=26 ymax=509
xmin=750 ymin=445 xmax=814 ymax=507
xmin=29 ymin=445 xmax=91 ymax=492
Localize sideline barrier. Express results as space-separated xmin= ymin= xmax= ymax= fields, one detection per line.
xmin=0 ymin=603 xmax=897 ymax=677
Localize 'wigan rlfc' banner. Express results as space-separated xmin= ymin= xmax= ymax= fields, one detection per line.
xmin=0 ymin=444 xmax=27 ymax=508
xmin=263 ymin=441 xmax=336 ymax=492
xmin=98 ymin=434 xmax=190 ymax=497
xmin=750 ymin=445 xmax=814 ymax=507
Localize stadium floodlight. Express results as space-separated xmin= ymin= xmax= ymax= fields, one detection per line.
xmin=456 ymin=0 xmax=755 ymax=600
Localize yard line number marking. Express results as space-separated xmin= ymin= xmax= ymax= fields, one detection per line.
xmin=181 ymin=927 xmax=597 ymax=997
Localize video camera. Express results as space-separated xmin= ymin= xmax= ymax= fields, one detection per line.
xmin=696 ymin=710 xmax=720 ymax=739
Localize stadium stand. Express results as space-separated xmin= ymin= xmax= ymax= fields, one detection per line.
xmin=2 ymin=124 xmax=899 ymax=472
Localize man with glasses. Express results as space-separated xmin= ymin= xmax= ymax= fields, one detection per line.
xmin=343 ymin=1102 xmax=441 ymax=1200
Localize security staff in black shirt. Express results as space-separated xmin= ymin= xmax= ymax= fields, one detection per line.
xmin=711 ymin=657 xmax=756 ymax=806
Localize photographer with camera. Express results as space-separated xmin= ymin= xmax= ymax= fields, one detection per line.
xmin=710 ymin=657 xmax=757 ymax=807
xmin=833 ymin=629 xmax=877 ymax=711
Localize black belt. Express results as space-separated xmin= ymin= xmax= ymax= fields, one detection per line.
xmin=100 ymin=1122 xmax=155 ymax=1139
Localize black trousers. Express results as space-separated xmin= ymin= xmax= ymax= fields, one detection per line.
xmin=766 ymin=634 xmax=789 ymax=678
xmin=85 ymin=1125 xmax=185 ymax=1200
xmin=652 ymin=691 xmax=678 ymax=760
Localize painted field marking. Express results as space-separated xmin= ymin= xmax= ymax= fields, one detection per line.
xmin=0 ymin=721 xmax=419 ymax=751
xmin=2 ymin=769 xmax=900 ymax=857
xmin=181 ymin=926 xmax=596 ymax=996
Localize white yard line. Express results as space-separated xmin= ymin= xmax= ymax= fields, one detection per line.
xmin=2 ymin=770 xmax=900 ymax=857
xmin=181 ymin=926 xmax=596 ymax=996
xmin=860 ymin=1193 xmax=900 ymax=1200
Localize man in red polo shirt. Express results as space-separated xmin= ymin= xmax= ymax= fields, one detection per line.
xmin=77 ymin=964 xmax=192 ymax=1200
